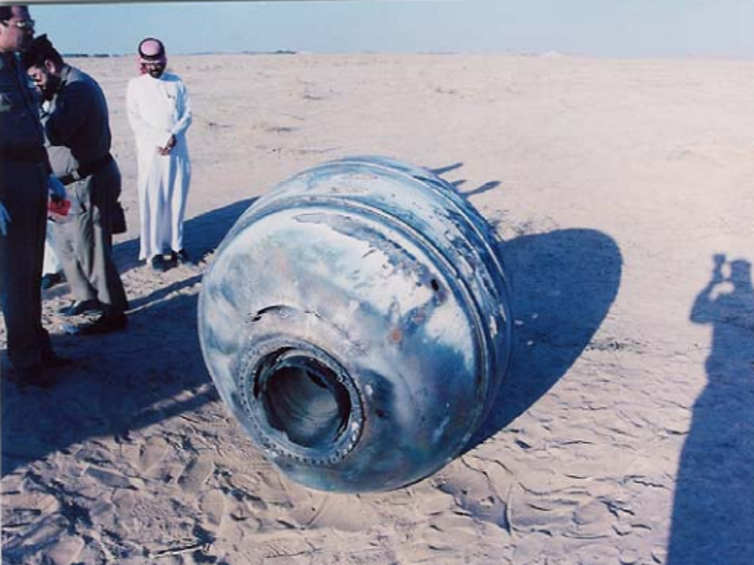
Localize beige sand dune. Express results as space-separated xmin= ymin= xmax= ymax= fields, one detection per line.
xmin=2 ymin=53 xmax=753 ymax=565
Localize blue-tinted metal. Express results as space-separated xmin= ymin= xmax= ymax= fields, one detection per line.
xmin=198 ymin=156 xmax=513 ymax=492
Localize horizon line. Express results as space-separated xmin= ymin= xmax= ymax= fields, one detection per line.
xmin=62 ymin=50 xmax=754 ymax=63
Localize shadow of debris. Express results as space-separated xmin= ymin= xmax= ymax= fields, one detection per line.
xmin=462 ymin=180 xmax=500 ymax=197
xmin=2 ymin=197 xmax=256 ymax=477
xmin=428 ymin=162 xmax=463 ymax=176
xmin=469 ymin=228 xmax=623 ymax=448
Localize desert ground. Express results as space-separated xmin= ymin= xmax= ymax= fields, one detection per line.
xmin=2 ymin=52 xmax=753 ymax=565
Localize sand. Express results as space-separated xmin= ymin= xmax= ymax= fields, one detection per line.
xmin=2 ymin=53 xmax=753 ymax=565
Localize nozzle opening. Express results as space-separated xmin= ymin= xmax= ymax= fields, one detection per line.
xmin=258 ymin=353 xmax=351 ymax=449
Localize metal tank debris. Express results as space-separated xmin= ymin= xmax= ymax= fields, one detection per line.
xmin=198 ymin=156 xmax=513 ymax=492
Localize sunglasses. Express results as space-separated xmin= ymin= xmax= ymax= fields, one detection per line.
xmin=1 ymin=19 xmax=35 ymax=31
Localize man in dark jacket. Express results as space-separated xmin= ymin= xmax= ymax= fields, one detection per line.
xmin=0 ymin=5 xmax=68 ymax=386
xmin=23 ymin=34 xmax=129 ymax=335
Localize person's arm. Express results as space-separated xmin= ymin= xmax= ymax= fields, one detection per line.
xmin=170 ymin=80 xmax=192 ymax=139
xmin=45 ymin=82 xmax=92 ymax=147
xmin=690 ymin=267 xmax=723 ymax=324
xmin=161 ymin=80 xmax=192 ymax=154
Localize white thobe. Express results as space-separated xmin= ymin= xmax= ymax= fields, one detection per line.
xmin=126 ymin=72 xmax=192 ymax=261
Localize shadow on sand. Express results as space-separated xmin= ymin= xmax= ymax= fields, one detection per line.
xmin=112 ymin=198 xmax=256 ymax=275
xmin=667 ymin=255 xmax=754 ymax=565
xmin=1 ymin=198 xmax=255 ymax=477
xmin=469 ymin=227 xmax=623 ymax=448
xmin=2 ymin=185 xmax=623 ymax=483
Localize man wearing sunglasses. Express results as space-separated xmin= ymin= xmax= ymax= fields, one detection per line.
xmin=0 ymin=5 xmax=69 ymax=386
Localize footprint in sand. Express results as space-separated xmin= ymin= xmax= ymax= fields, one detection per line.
xmin=198 ymin=489 xmax=227 ymax=532
xmin=136 ymin=436 xmax=169 ymax=473
xmin=177 ymin=455 xmax=215 ymax=497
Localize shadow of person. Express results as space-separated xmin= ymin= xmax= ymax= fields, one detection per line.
xmin=1 ymin=197 xmax=257 ymax=477
xmin=1 ymin=287 xmax=214 ymax=477
xmin=469 ymin=228 xmax=623 ymax=448
xmin=667 ymin=256 xmax=754 ymax=565
xmin=111 ymin=197 xmax=257 ymax=276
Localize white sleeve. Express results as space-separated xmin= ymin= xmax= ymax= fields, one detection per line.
xmin=170 ymin=80 xmax=192 ymax=138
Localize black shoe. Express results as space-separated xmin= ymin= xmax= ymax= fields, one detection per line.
xmin=77 ymin=312 xmax=128 ymax=336
xmin=171 ymin=249 xmax=193 ymax=265
xmin=149 ymin=256 xmax=170 ymax=272
xmin=58 ymin=299 xmax=102 ymax=317
xmin=41 ymin=272 xmax=65 ymax=290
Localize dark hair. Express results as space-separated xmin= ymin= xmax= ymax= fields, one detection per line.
xmin=0 ymin=5 xmax=29 ymax=22
xmin=21 ymin=34 xmax=64 ymax=69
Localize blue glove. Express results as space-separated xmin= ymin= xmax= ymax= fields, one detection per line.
xmin=47 ymin=174 xmax=67 ymax=201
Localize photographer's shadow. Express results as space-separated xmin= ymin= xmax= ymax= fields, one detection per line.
xmin=667 ymin=256 xmax=754 ymax=565
xmin=470 ymin=227 xmax=623 ymax=447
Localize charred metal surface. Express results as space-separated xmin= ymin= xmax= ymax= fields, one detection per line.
xmin=198 ymin=156 xmax=513 ymax=492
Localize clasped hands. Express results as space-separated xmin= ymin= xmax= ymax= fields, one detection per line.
xmin=157 ymin=134 xmax=177 ymax=156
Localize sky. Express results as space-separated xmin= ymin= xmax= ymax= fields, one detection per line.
xmin=30 ymin=0 xmax=754 ymax=59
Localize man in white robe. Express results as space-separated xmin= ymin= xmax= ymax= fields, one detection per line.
xmin=126 ymin=37 xmax=192 ymax=272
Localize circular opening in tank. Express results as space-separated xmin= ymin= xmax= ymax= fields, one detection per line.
xmin=258 ymin=353 xmax=352 ymax=450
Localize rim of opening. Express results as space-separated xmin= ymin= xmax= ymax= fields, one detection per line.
xmin=242 ymin=342 xmax=364 ymax=466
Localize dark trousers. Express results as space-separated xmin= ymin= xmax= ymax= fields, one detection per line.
xmin=0 ymin=162 xmax=52 ymax=369
xmin=52 ymin=160 xmax=128 ymax=315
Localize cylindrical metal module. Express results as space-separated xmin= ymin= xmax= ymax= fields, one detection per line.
xmin=198 ymin=156 xmax=513 ymax=492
